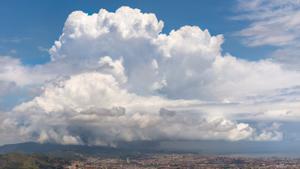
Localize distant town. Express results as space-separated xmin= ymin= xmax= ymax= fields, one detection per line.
xmin=2 ymin=142 xmax=300 ymax=168
xmin=65 ymin=154 xmax=300 ymax=169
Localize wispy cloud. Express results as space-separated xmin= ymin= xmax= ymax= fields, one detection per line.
xmin=234 ymin=0 xmax=300 ymax=47
xmin=37 ymin=46 xmax=49 ymax=53
xmin=0 ymin=37 xmax=31 ymax=44
xmin=234 ymin=0 xmax=300 ymax=69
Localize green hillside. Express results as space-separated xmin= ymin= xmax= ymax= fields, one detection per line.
xmin=0 ymin=153 xmax=70 ymax=169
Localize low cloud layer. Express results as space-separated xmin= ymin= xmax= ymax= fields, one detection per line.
xmin=0 ymin=6 xmax=299 ymax=146
xmin=3 ymin=72 xmax=283 ymax=146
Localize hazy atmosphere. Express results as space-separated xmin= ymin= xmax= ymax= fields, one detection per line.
xmin=0 ymin=0 xmax=300 ymax=155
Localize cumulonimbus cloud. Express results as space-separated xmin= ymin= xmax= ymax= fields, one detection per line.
xmin=0 ymin=6 xmax=300 ymax=145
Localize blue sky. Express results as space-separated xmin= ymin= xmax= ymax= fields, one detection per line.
xmin=0 ymin=0 xmax=273 ymax=65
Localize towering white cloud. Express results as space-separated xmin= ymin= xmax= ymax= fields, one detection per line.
xmin=0 ymin=6 xmax=300 ymax=145
xmin=48 ymin=6 xmax=300 ymax=101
